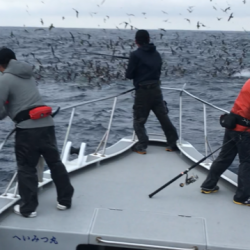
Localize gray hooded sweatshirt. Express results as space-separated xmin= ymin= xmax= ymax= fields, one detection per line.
xmin=0 ymin=59 xmax=54 ymax=128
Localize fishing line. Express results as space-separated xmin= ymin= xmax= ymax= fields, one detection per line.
xmin=83 ymin=52 xmax=129 ymax=60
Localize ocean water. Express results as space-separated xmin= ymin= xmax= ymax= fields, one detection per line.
xmin=0 ymin=27 xmax=250 ymax=193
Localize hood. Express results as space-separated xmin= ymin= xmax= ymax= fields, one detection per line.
xmin=4 ymin=59 xmax=33 ymax=79
xmin=139 ymin=43 xmax=156 ymax=52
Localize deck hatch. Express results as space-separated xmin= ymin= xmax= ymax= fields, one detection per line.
xmin=89 ymin=209 xmax=207 ymax=250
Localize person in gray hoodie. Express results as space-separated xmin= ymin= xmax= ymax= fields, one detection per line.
xmin=0 ymin=48 xmax=74 ymax=218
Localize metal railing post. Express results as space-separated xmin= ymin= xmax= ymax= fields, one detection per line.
xmin=94 ymin=131 xmax=107 ymax=155
xmin=179 ymin=84 xmax=186 ymax=145
xmin=2 ymin=172 xmax=17 ymax=196
xmin=61 ymin=108 xmax=76 ymax=158
xmin=132 ymin=131 xmax=136 ymax=141
xmin=207 ymin=138 xmax=215 ymax=161
xmin=14 ymin=182 xmax=19 ymax=197
xmin=203 ymin=104 xmax=208 ymax=158
xmin=179 ymin=93 xmax=182 ymax=145
xmin=101 ymin=97 xmax=117 ymax=156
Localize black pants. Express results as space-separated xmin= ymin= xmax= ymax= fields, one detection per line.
xmin=133 ymin=86 xmax=178 ymax=149
xmin=201 ymin=129 xmax=250 ymax=202
xmin=16 ymin=126 xmax=74 ymax=216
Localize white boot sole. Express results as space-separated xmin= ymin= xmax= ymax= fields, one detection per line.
xmin=57 ymin=203 xmax=68 ymax=210
xmin=14 ymin=205 xmax=37 ymax=218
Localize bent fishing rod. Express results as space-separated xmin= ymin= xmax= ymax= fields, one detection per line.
xmin=148 ymin=136 xmax=236 ymax=198
xmin=0 ymin=88 xmax=135 ymax=151
xmin=84 ymin=52 xmax=129 ymax=60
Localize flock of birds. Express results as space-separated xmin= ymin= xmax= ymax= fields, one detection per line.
xmin=2 ymin=0 xmax=250 ymax=87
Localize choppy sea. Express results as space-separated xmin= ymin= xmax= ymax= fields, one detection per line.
xmin=0 ymin=27 xmax=250 ymax=193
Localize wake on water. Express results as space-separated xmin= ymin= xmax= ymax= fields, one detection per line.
xmin=233 ymin=69 xmax=250 ymax=78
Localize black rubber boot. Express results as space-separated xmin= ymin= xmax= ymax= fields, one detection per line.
xmin=201 ymin=186 xmax=219 ymax=194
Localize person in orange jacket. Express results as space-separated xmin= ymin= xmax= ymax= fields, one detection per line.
xmin=201 ymin=79 xmax=250 ymax=206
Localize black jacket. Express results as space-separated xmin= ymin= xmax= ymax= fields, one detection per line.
xmin=125 ymin=43 xmax=162 ymax=87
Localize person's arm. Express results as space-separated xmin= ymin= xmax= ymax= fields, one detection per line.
xmin=0 ymin=81 xmax=9 ymax=120
xmin=125 ymin=52 xmax=138 ymax=79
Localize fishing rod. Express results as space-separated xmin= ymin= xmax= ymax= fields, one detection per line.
xmin=84 ymin=52 xmax=129 ymax=60
xmin=0 ymin=88 xmax=135 ymax=151
xmin=148 ymin=136 xmax=236 ymax=198
xmin=0 ymin=129 xmax=16 ymax=151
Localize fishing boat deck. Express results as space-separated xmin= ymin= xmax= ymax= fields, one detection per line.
xmin=0 ymin=139 xmax=248 ymax=250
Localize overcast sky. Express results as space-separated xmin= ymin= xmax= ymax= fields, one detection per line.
xmin=0 ymin=0 xmax=249 ymax=31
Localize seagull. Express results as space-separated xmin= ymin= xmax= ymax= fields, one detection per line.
xmin=185 ymin=18 xmax=191 ymax=23
xmin=221 ymin=7 xmax=230 ymax=13
xmin=40 ymin=18 xmax=44 ymax=25
xmin=72 ymin=8 xmax=79 ymax=18
xmin=49 ymin=24 xmax=55 ymax=31
xmin=89 ymin=12 xmax=97 ymax=17
xmin=51 ymin=46 xmax=55 ymax=57
xmin=228 ymin=13 xmax=233 ymax=22
xmin=120 ymin=22 xmax=129 ymax=28
xmin=69 ymin=32 xmax=75 ymax=43
xmin=35 ymin=28 xmax=45 ymax=32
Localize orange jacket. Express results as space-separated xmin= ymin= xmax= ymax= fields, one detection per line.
xmin=231 ymin=79 xmax=250 ymax=131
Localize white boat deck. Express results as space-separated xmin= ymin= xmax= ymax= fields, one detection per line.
xmin=0 ymin=137 xmax=248 ymax=250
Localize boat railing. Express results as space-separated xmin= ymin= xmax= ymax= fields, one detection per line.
xmin=162 ymin=84 xmax=228 ymax=160
xmin=60 ymin=83 xmax=228 ymax=160
xmin=0 ymin=84 xmax=229 ymax=202
xmin=0 ymin=88 xmax=135 ymax=201
xmin=60 ymin=88 xmax=135 ymax=158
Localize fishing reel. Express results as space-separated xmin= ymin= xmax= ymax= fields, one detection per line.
xmin=180 ymin=173 xmax=198 ymax=187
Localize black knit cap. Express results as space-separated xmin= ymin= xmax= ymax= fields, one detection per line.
xmin=135 ymin=30 xmax=150 ymax=45
xmin=0 ymin=47 xmax=16 ymax=65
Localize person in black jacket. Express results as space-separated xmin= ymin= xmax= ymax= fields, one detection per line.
xmin=126 ymin=30 xmax=178 ymax=154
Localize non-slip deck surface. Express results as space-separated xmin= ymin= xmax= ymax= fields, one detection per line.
xmin=0 ymin=143 xmax=248 ymax=250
